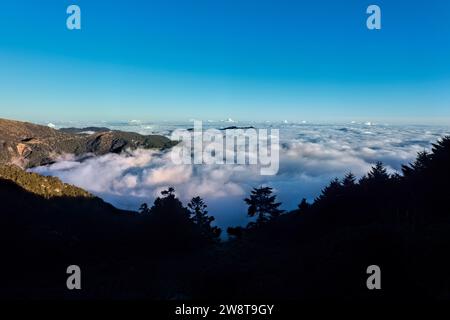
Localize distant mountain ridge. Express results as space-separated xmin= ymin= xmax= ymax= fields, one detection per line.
xmin=0 ymin=118 xmax=176 ymax=168
xmin=59 ymin=126 xmax=112 ymax=134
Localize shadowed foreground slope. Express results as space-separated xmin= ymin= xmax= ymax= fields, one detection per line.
xmin=0 ymin=166 xmax=217 ymax=299
xmin=1 ymin=138 xmax=450 ymax=300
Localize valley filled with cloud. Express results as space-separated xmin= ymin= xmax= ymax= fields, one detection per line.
xmin=32 ymin=122 xmax=450 ymax=229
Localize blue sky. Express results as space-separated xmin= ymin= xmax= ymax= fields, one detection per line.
xmin=0 ymin=0 xmax=449 ymax=123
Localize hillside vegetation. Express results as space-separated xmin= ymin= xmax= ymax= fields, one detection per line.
xmin=0 ymin=118 xmax=176 ymax=168
xmin=0 ymin=165 xmax=92 ymax=198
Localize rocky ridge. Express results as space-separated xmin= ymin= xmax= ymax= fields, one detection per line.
xmin=0 ymin=118 xmax=176 ymax=169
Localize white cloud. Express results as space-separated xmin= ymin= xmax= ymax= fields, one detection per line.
xmin=31 ymin=123 xmax=450 ymax=229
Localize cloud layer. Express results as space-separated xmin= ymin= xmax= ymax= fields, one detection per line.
xmin=32 ymin=123 xmax=450 ymax=229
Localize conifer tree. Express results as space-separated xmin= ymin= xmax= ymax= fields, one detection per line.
xmin=244 ymin=186 xmax=284 ymax=225
xmin=187 ymin=196 xmax=221 ymax=241
xmin=342 ymin=172 xmax=356 ymax=187
xmin=297 ymin=198 xmax=311 ymax=213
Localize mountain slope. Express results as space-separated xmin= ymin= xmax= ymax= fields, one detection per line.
xmin=0 ymin=118 xmax=176 ymax=168
xmin=0 ymin=164 xmax=93 ymax=198
xmin=0 ymin=167 xmax=208 ymax=299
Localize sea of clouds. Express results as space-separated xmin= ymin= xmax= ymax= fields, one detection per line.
xmin=32 ymin=122 xmax=450 ymax=229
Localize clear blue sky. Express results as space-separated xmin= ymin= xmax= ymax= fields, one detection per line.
xmin=0 ymin=0 xmax=449 ymax=123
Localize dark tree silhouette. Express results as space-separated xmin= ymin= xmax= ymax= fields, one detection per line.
xmin=161 ymin=187 xmax=175 ymax=197
xmin=244 ymin=186 xmax=284 ymax=225
xmin=137 ymin=187 xmax=205 ymax=250
xmin=3 ymin=136 xmax=450 ymax=300
xmin=227 ymin=226 xmax=244 ymax=239
xmin=366 ymin=161 xmax=390 ymax=182
xmin=431 ymin=136 xmax=450 ymax=161
xmin=148 ymin=187 xmax=190 ymax=222
xmin=402 ymin=151 xmax=431 ymax=176
xmin=187 ymin=196 xmax=221 ymax=241
xmin=139 ymin=202 xmax=150 ymax=214
xmin=139 ymin=187 xmax=177 ymax=215
xmin=297 ymin=198 xmax=311 ymax=214
xmin=316 ymin=178 xmax=342 ymax=203
xmin=188 ymin=196 xmax=210 ymax=225
xmin=342 ymin=172 xmax=356 ymax=187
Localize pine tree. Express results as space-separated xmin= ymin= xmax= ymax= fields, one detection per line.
xmin=431 ymin=136 xmax=450 ymax=161
xmin=411 ymin=151 xmax=431 ymax=172
xmin=342 ymin=172 xmax=356 ymax=187
xmin=148 ymin=187 xmax=191 ymax=223
xmin=187 ymin=196 xmax=221 ymax=241
xmin=244 ymin=186 xmax=284 ymax=225
xmin=297 ymin=198 xmax=311 ymax=213
xmin=367 ymin=161 xmax=390 ymax=182
xmin=316 ymin=178 xmax=342 ymax=202
xmin=188 ymin=196 xmax=211 ymax=225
